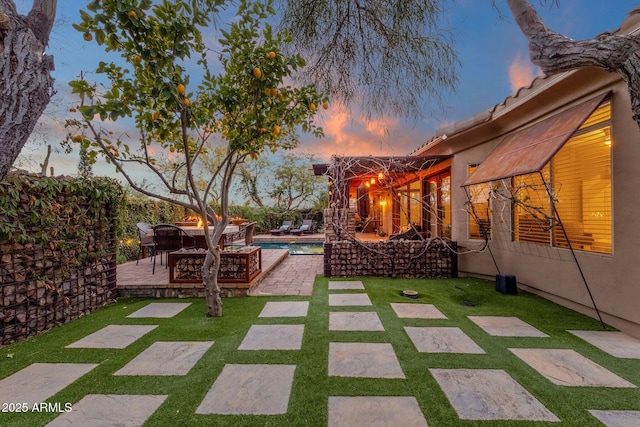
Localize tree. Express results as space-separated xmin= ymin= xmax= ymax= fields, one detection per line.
xmin=505 ymin=0 xmax=640 ymax=124
xmin=237 ymin=153 xmax=325 ymax=210
xmin=0 ymin=0 xmax=56 ymax=180
xmin=277 ymin=0 xmax=459 ymax=119
xmin=65 ymin=0 xmax=324 ymax=317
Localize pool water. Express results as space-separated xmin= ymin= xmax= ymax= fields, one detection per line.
xmin=253 ymin=242 xmax=324 ymax=255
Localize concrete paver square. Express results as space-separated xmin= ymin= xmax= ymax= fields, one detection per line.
xmin=405 ymin=327 xmax=485 ymax=354
xmin=259 ymin=301 xmax=309 ymax=317
xmin=510 ymin=348 xmax=636 ymax=387
xmin=66 ymin=325 xmax=158 ymax=349
xmin=569 ymin=330 xmax=640 ymax=358
xmin=328 ymin=293 xmax=372 ymax=306
xmin=114 ymin=341 xmax=214 ymax=376
xmin=238 ymin=324 xmax=304 ymax=350
xmin=588 ymin=410 xmax=640 ymax=427
xmin=329 ymin=311 xmax=385 ymax=331
xmin=329 ymin=396 xmax=428 ymax=427
xmin=0 ymin=363 xmax=98 ymax=407
xmin=468 ymin=316 xmax=549 ymax=337
xmin=430 ymin=368 xmax=560 ymax=421
xmin=329 ymin=342 xmax=405 ymax=378
xmin=391 ymin=303 xmax=447 ymax=319
xmin=196 ymin=364 xmax=296 ymax=414
xmin=328 ymin=280 xmax=365 ymax=290
xmin=46 ymin=394 xmax=167 ymax=427
xmin=127 ymin=302 xmax=191 ymax=318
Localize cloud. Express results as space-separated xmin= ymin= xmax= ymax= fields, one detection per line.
xmin=298 ymin=106 xmax=420 ymax=160
xmin=508 ymin=53 xmax=542 ymax=92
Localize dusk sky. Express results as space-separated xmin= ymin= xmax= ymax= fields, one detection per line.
xmin=13 ymin=0 xmax=640 ymax=179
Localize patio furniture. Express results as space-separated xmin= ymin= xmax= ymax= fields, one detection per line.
xmin=290 ymin=219 xmax=313 ymax=235
xmin=136 ymin=222 xmax=156 ymax=265
xmin=152 ymin=224 xmax=196 ymax=274
xmin=270 ymin=220 xmax=292 ymax=235
xmin=222 ymin=222 xmax=256 ymax=248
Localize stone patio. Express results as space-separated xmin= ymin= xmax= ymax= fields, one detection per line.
xmin=404 ymin=326 xmax=486 ymax=354
xmin=126 ymin=302 xmax=191 ymax=318
xmin=237 ymin=324 xmax=305 ymax=350
xmin=328 ymin=396 xmax=428 ymax=427
xmin=258 ymin=301 xmax=309 ymax=317
xmin=195 ymin=364 xmax=296 ymax=415
xmin=113 ymin=341 xmax=214 ymax=376
xmin=391 ymin=302 xmax=447 ymax=319
xmin=329 ymin=311 xmax=385 ymax=331
xmin=328 ymin=293 xmax=372 ymax=306
xmin=568 ymin=330 xmax=640 ymax=358
xmin=328 ymin=342 xmax=405 ymax=378
xmin=65 ymin=324 xmax=158 ymax=349
xmin=430 ymin=368 xmax=560 ymax=421
xmin=468 ymin=315 xmax=549 ymax=337
xmin=510 ymin=348 xmax=637 ymax=387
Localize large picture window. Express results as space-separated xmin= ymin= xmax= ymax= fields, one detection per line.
xmin=513 ymin=102 xmax=612 ymax=254
xmin=467 ymin=165 xmax=491 ymax=240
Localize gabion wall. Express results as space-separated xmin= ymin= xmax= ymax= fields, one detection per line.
xmin=0 ymin=174 xmax=120 ymax=346
xmin=324 ymin=239 xmax=458 ymax=278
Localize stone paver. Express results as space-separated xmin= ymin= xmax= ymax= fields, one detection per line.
xmin=0 ymin=363 xmax=98 ymax=407
xmin=328 ymin=342 xmax=405 ymax=378
xmin=588 ymin=410 xmax=640 ymax=427
xmin=46 ymin=394 xmax=167 ymax=427
xmin=328 ymin=396 xmax=428 ymax=427
xmin=328 ymin=293 xmax=372 ymax=306
xmin=569 ymin=330 xmax=640 ymax=358
xmin=329 ymin=311 xmax=385 ymax=331
xmin=469 ymin=316 xmax=549 ymax=337
xmin=391 ymin=303 xmax=447 ymax=319
xmin=430 ymin=368 xmax=560 ymax=422
xmin=66 ymin=324 xmax=158 ymax=349
xmin=328 ymin=280 xmax=365 ymax=290
xmin=238 ymin=324 xmax=305 ymax=350
xmin=259 ymin=301 xmax=309 ymax=317
xmin=250 ymin=253 xmax=322 ymax=296
xmin=405 ymin=326 xmax=485 ymax=354
xmin=196 ymin=364 xmax=296 ymax=414
xmin=127 ymin=302 xmax=191 ymax=318
xmin=114 ymin=341 xmax=214 ymax=376
xmin=510 ymin=348 xmax=637 ymax=387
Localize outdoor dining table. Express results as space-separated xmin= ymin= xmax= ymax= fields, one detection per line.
xmin=148 ymin=224 xmax=240 ymax=249
xmin=176 ymin=224 xmax=239 ymax=249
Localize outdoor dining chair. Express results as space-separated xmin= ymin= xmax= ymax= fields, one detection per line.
xmin=136 ymin=222 xmax=156 ymax=265
xmin=152 ymin=224 xmax=196 ymax=274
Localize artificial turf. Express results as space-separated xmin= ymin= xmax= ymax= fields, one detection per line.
xmin=1 ymin=276 xmax=638 ymax=426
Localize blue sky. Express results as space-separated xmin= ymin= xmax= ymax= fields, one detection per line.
xmin=13 ymin=0 xmax=640 ymax=178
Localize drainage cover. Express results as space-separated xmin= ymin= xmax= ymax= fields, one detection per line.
xmin=461 ymin=301 xmax=477 ymax=307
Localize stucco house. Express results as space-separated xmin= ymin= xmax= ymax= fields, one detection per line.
xmin=413 ymin=10 xmax=640 ymax=338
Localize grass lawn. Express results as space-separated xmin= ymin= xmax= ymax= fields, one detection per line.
xmin=1 ymin=276 xmax=639 ymax=426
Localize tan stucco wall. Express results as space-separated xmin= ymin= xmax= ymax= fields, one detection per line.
xmin=441 ymin=70 xmax=640 ymax=339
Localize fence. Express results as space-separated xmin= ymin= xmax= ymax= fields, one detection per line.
xmin=0 ymin=173 xmax=120 ymax=345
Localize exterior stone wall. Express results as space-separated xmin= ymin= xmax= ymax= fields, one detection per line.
xmin=324 ymin=239 xmax=457 ymax=278
xmin=0 ymin=174 xmax=119 ymax=345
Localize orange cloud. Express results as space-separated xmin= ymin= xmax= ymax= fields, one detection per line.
xmin=509 ymin=53 xmax=542 ymax=92
xmin=300 ymin=105 xmax=414 ymax=160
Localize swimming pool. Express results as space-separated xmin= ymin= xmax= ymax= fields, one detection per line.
xmin=253 ymin=242 xmax=324 ymax=255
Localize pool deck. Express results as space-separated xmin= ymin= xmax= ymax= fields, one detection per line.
xmin=116 ymin=233 xmax=326 ymax=298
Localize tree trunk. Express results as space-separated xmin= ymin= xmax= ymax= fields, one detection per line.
xmin=506 ymin=0 xmax=640 ymax=125
xmin=202 ymin=242 xmax=223 ymax=317
xmin=0 ymin=0 xmax=56 ymax=180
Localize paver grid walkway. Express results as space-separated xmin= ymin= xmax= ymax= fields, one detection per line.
xmin=3 ymin=276 xmax=640 ymax=425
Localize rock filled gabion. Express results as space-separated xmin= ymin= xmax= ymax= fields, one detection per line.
xmin=324 ymin=239 xmax=457 ymax=278
xmin=0 ymin=175 xmax=118 ymax=346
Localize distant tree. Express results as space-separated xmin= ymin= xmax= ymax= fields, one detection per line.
xmin=0 ymin=0 xmax=56 ymax=179
xmin=237 ymin=153 xmax=324 ymax=210
xmin=65 ymin=0 xmax=324 ymax=317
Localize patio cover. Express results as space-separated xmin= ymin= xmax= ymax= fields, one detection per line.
xmin=462 ymin=93 xmax=608 ymax=187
